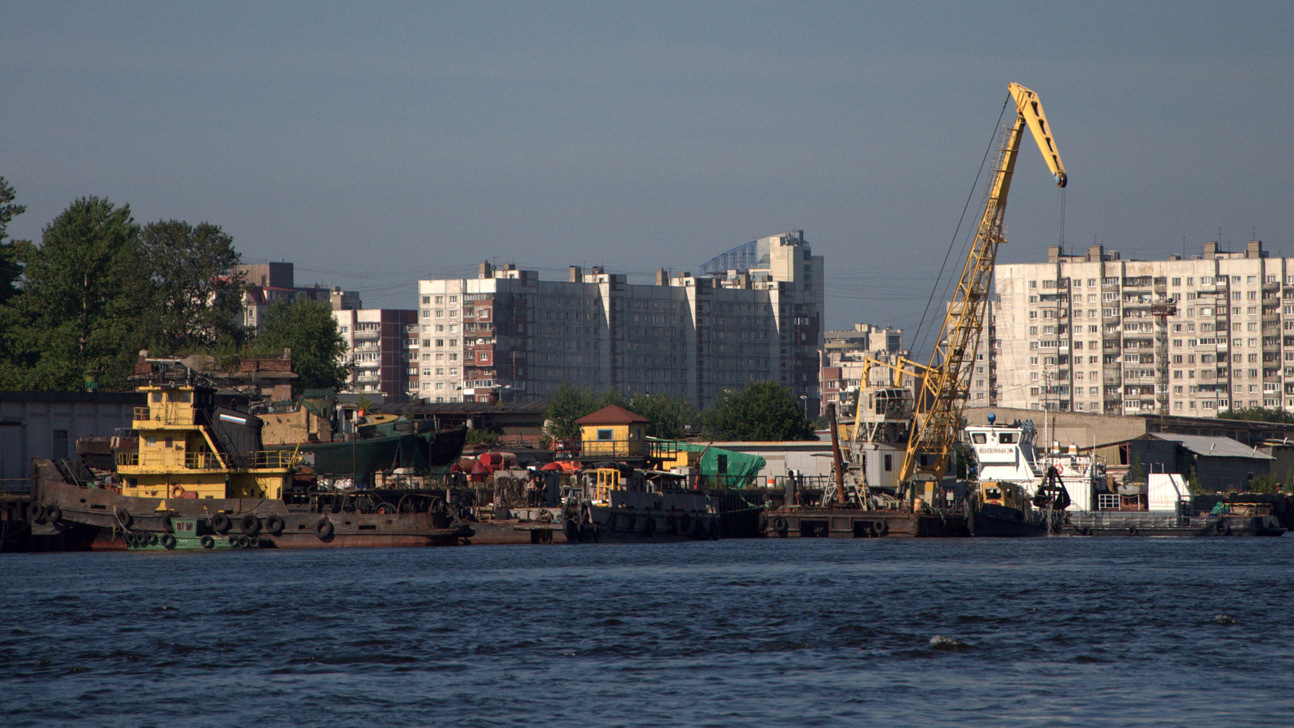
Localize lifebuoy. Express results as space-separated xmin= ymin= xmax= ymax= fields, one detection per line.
xmin=29 ymin=502 xmax=47 ymax=524
xmin=200 ymin=535 xmax=214 ymax=549
xmin=161 ymin=533 xmax=176 ymax=550
xmin=265 ymin=515 xmax=285 ymax=536
xmin=211 ymin=513 xmax=231 ymax=534
xmin=240 ymin=514 xmax=261 ymax=536
xmin=315 ymin=518 xmax=334 ymax=540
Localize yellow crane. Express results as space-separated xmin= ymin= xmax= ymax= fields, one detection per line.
xmin=855 ymin=82 xmax=1067 ymax=496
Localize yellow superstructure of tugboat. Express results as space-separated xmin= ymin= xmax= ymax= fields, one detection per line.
xmin=116 ymin=383 xmax=295 ymax=501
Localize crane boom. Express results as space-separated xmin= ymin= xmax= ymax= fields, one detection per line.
xmin=896 ymin=82 xmax=1067 ymax=488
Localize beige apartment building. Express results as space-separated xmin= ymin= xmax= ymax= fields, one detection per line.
xmin=820 ymin=323 xmax=907 ymax=418
xmin=986 ymin=240 xmax=1294 ymax=417
xmin=414 ymin=231 xmax=824 ymax=409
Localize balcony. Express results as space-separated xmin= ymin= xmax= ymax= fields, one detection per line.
xmin=354 ymin=329 xmax=380 ymax=341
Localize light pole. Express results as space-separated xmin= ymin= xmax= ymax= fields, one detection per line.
xmin=798 ymin=394 xmax=808 ymax=419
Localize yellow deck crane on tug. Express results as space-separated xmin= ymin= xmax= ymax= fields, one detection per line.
xmin=851 ymin=82 xmax=1067 ymax=506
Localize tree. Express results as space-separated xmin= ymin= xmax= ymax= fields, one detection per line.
xmin=1217 ymin=407 xmax=1294 ymax=425
xmin=3 ymin=197 xmax=147 ymax=390
xmin=627 ymin=392 xmax=699 ymax=439
xmin=0 ymin=176 xmax=26 ymax=305
xmin=542 ymin=384 xmax=625 ymax=442
xmin=254 ymin=297 xmax=349 ymax=391
xmin=139 ymin=219 xmax=245 ymax=353
xmin=702 ymin=380 xmax=815 ymax=441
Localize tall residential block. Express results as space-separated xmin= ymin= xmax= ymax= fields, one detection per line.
xmin=414 ymin=231 xmax=824 ymax=409
xmin=333 ymin=308 xmax=418 ymax=402
xmin=990 ymin=240 xmax=1293 ymax=417
xmin=820 ymin=324 xmax=908 ymax=417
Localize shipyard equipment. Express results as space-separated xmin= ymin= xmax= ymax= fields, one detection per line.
xmin=854 ymin=82 xmax=1068 ymax=497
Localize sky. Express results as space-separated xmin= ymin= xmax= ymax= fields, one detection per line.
xmin=4 ymin=1 xmax=1293 ymax=350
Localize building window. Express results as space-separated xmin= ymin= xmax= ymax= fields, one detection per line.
xmin=597 ymin=429 xmax=613 ymax=441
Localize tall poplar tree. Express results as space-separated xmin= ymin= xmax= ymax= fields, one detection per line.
xmin=139 ymin=219 xmax=245 ymax=353
xmin=9 ymin=197 xmax=147 ymax=390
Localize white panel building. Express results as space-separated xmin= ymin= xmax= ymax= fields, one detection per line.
xmin=414 ymin=231 xmax=824 ymax=409
xmin=989 ymin=240 xmax=1293 ymax=417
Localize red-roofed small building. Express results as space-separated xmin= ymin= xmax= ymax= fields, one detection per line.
xmin=576 ymin=405 xmax=650 ymax=459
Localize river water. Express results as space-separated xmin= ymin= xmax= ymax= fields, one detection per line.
xmin=3 ymin=537 xmax=1293 ymax=727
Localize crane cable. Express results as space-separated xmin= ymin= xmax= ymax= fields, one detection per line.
xmin=913 ymin=95 xmax=1011 ymax=362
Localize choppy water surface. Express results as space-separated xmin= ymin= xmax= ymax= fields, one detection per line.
xmin=3 ymin=537 xmax=1294 ymax=727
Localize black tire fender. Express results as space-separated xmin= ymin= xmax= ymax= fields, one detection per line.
xmin=161 ymin=533 xmax=176 ymax=550
xmin=315 ymin=518 xmax=334 ymax=540
xmin=46 ymin=506 xmax=62 ymax=524
xmin=116 ymin=508 xmax=133 ymax=529
xmin=240 ymin=514 xmax=261 ymax=536
xmin=771 ymin=515 xmax=788 ymax=533
xmin=211 ymin=513 xmax=231 ymax=534
xmin=265 ymin=515 xmax=285 ymax=536
xmin=200 ymin=535 xmax=214 ymax=549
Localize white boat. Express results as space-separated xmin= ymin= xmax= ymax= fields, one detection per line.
xmin=964 ymin=413 xmax=1106 ymax=512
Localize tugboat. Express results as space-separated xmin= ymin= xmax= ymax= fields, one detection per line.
xmin=30 ymin=359 xmax=473 ymax=550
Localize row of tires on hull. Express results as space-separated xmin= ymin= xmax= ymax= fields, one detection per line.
xmin=113 ymin=509 xmax=289 ymax=538
xmin=763 ymin=514 xmax=890 ymax=538
xmin=605 ymin=510 xmax=720 ymax=539
xmin=123 ymin=532 xmax=263 ymax=549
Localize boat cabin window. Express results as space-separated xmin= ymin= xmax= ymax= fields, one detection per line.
xmin=971 ymin=433 xmax=987 ymax=444
xmin=884 ymin=454 xmax=892 ymax=472
xmin=998 ymin=433 xmax=1015 ymax=444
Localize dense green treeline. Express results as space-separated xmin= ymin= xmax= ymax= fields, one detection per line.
xmin=0 ymin=177 xmax=347 ymax=392
xmin=543 ymin=380 xmax=817 ymax=442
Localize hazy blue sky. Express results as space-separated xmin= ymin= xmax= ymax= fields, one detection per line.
xmin=4 ymin=1 xmax=1292 ymax=343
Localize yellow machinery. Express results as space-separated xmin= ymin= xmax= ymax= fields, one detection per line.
xmin=854 ymin=82 xmax=1068 ymax=496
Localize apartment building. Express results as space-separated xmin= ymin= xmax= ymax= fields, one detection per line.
xmin=235 ymin=262 xmax=360 ymax=332
xmin=990 ymin=240 xmax=1293 ymax=417
xmin=333 ymin=308 xmax=418 ymax=402
xmin=414 ymin=231 xmax=824 ymax=409
xmin=820 ymin=323 xmax=907 ymax=417
xmin=236 ymin=262 xmax=418 ymax=402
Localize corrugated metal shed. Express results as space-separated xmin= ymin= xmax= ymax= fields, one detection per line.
xmin=1150 ymin=433 xmax=1273 ymax=460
